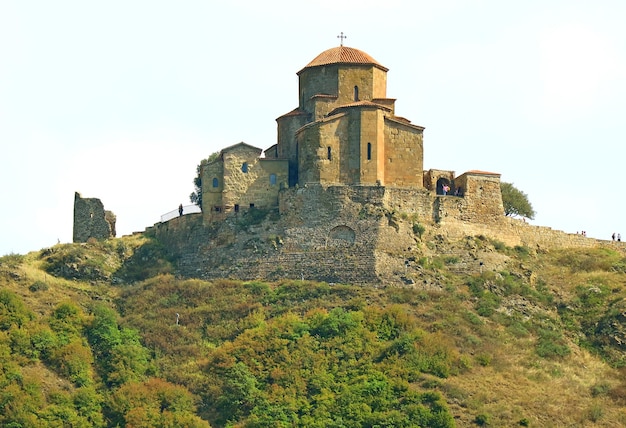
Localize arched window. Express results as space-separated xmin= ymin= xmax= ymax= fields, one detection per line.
xmin=367 ymin=142 xmax=372 ymax=160
xmin=327 ymin=146 xmax=332 ymax=160
xmin=270 ymin=173 xmax=277 ymax=186
xmin=354 ymin=86 xmax=359 ymax=101
xmin=242 ymin=162 xmax=248 ymax=173
xmin=212 ymin=177 xmax=219 ymax=188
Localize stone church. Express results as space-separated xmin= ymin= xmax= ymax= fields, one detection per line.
xmin=145 ymin=44 xmax=610 ymax=285
xmin=201 ymin=44 xmax=502 ymax=221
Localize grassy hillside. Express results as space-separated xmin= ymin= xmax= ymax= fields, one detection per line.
xmin=1 ymin=233 xmax=626 ymax=427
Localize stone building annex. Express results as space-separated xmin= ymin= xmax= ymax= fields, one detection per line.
xmin=79 ymin=43 xmax=614 ymax=285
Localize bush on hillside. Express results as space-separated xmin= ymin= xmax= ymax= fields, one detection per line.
xmin=114 ymin=239 xmax=175 ymax=283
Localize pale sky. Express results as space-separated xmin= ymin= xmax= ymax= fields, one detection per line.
xmin=1 ymin=0 xmax=625 ymax=255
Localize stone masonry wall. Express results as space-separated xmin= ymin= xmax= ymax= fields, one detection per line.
xmin=383 ymin=119 xmax=424 ymax=187
xmin=300 ymin=65 xmax=339 ymax=118
xmin=202 ymin=157 xmax=224 ymax=215
xmin=73 ymin=192 xmax=116 ymax=243
xmin=359 ymin=109 xmax=385 ymax=185
xmin=148 ymin=184 xmax=624 ymax=287
xmin=338 ymin=67 xmax=377 ymax=102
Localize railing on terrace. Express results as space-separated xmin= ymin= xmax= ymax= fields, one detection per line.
xmin=160 ymin=204 xmax=202 ymax=222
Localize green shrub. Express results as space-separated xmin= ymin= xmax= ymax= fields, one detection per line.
xmin=265 ymin=280 xmax=332 ymax=305
xmin=533 ymin=280 xmax=554 ymax=305
xmin=443 ymin=255 xmax=459 ymax=265
xmin=463 ymin=311 xmax=483 ymax=326
xmin=591 ymin=382 xmax=611 ymax=397
xmin=505 ymin=320 xmax=530 ymax=338
xmin=29 ymin=280 xmax=49 ymax=292
xmin=535 ymin=329 xmax=570 ymax=359
xmin=475 ymin=293 xmax=501 ymax=317
xmin=40 ymin=243 xmax=116 ymax=282
xmin=555 ymin=248 xmax=621 ymax=272
xmin=244 ymin=281 xmax=271 ymax=296
xmin=466 ymin=272 xmax=497 ymax=296
xmin=475 ymin=413 xmax=490 ymax=425
xmin=575 ymin=284 xmax=608 ymax=308
xmin=0 ymin=253 xmax=24 ymax=268
xmin=475 ymin=353 xmax=492 ymax=366
xmin=492 ymin=240 xmax=506 ymax=251
xmin=514 ymin=245 xmax=531 ymax=257
xmin=115 ymin=239 xmax=175 ymax=283
xmin=310 ymin=308 xmax=361 ymax=338
xmin=587 ymin=404 xmax=604 ymax=422
xmin=50 ymin=340 xmax=94 ymax=386
xmin=0 ymin=290 xmax=34 ymax=330
xmin=412 ymin=223 xmax=426 ymax=238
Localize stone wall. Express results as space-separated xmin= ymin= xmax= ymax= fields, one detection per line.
xmin=423 ymin=169 xmax=456 ymax=193
xmin=337 ymin=66 xmax=379 ymax=102
xmin=300 ymin=64 xmax=340 ymax=118
xmin=73 ymin=192 xmax=116 ymax=243
xmin=436 ymin=217 xmax=605 ymax=250
xmin=298 ymin=114 xmax=347 ymax=184
xmin=147 ymin=183 xmax=624 ymax=287
xmin=276 ymin=110 xmax=309 ymax=187
xmin=201 ymin=156 xmax=224 ymax=215
xmin=383 ymin=118 xmax=424 ymax=187
xmin=202 ymin=144 xmax=288 ymax=220
xmin=360 ymin=109 xmax=385 ymax=184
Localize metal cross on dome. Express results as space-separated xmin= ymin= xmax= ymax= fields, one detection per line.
xmin=337 ymin=32 xmax=347 ymax=46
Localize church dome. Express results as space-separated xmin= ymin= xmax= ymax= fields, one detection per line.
xmin=299 ymin=46 xmax=388 ymax=73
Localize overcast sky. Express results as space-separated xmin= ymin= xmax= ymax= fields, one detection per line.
xmin=1 ymin=0 xmax=625 ymax=255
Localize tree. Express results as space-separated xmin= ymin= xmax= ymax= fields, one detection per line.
xmin=86 ymin=304 xmax=151 ymax=387
xmin=108 ymin=378 xmax=210 ymax=427
xmin=189 ymin=152 xmax=220 ymax=208
xmin=500 ymin=182 xmax=535 ymax=219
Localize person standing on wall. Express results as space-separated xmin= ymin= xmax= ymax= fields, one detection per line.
xmin=179 ymin=204 xmax=183 ymax=217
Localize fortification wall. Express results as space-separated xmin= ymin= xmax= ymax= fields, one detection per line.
xmin=435 ymin=217 xmax=610 ymax=251
xmin=149 ymin=206 xmax=383 ymax=285
xmin=147 ymin=184 xmax=623 ymax=286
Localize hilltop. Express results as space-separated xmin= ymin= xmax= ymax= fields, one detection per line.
xmin=1 ymin=224 xmax=626 ymax=427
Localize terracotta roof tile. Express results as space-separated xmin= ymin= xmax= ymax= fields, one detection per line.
xmin=299 ymin=46 xmax=388 ymax=73
xmin=276 ymin=108 xmax=307 ymax=120
xmin=337 ymin=100 xmax=386 ymax=108
xmin=327 ymin=101 xmax=391 ymax=117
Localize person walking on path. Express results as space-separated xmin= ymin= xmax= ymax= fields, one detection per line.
xmin=179 ymin=204 xmax=183 ymax=217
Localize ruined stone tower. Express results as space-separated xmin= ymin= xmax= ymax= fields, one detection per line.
xmin=72 ymin=192 xmax=116 ymax=243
